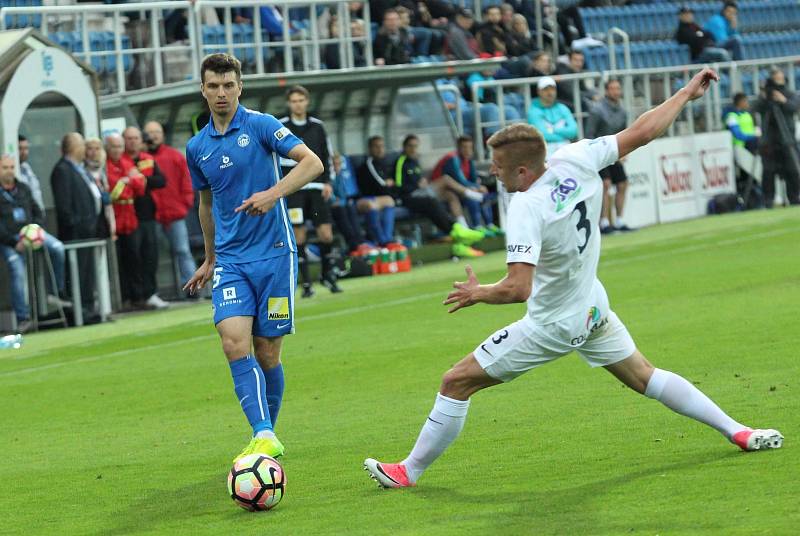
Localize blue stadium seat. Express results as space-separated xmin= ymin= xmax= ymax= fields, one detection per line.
xmin=88 ymin=31 xmax=105 ymax=74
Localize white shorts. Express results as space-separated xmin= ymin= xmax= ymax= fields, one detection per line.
xmin=473 ymin=286 xmax=636 ymax=382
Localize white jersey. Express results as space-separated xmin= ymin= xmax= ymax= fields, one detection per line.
xmin=505 ymin=135 xmax=619 ymax=324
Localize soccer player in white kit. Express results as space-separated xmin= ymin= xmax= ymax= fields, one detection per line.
xmin=364 ymin=68 xmax=782 ymax=489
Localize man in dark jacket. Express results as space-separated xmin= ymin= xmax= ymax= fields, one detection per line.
xmin=475 ymin=5 xmax=512 ymax=56
xmin=356 ymin=136 xmax=396 ymax=246
xmin=123 ymin=126 xmax=169 ymax=309
xmin=373 ymin=9 xmax=411 ymax=65
xmin=1 ymin=156 xmax=66 ymax=331
xmin=446 ymin=8 xmax=479 ymax=61
xmin=51 ymin=132 xmax=101 ymax=317
xmin=752 ymin=68 xmax=800 ymax=207
xmin=675 ymin=5 xmax=730 ymax=63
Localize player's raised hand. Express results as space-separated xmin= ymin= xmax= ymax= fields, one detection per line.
xmin=443 ymin=265 xmax=480 ymax=313
xmin=183 ymin=259 xmax=214 ymax=295
xmin=236 ymin=189 xmax=279 ymax=216
xmin=683 ymin=68 xmax=719 ymax=101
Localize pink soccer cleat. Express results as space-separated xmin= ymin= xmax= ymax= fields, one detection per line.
xmin=363 ymin=458 xmax=415 ymax=488
xmin=731 ymin=428 xmax=784 ymax=451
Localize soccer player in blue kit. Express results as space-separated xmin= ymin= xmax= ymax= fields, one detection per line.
xmin=183 ymin=54 xmax=323 ymax=461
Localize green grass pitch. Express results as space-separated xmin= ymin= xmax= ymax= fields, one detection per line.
xmin=1 ymin=208 xmax=798 ymax=535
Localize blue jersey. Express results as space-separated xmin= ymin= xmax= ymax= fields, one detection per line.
xmin=187 ymin=105 xmax=303 ymax=263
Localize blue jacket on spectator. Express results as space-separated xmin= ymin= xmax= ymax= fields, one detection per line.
xmin=527 ymin=98 xmax=577 ymax=143
xmin=703 ymin=14 xmax=737 ymax=44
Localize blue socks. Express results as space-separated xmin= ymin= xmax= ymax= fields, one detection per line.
xmin=380 ymin=206 xmax=395 ymax=244
xmin=262 ymin=364 xmax=285 ymax=427
xmin=229 ymin=355 xmax=272 ymax=435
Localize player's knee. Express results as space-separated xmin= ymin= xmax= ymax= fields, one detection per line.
xmin=439 ymin=367 xmax=473 ymax=399
xmin=220 ymin=334 xmax=250 ymax=360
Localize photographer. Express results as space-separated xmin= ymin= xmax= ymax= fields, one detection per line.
xmin=752 ymin=68 xmax=800 ymax=207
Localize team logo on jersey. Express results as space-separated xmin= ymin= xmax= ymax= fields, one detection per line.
xmin=220 ymin=155 xmax=233 ymax=169
xmin=237 ymin=133 xmax=250 ymax=147
xmin=550 ymin=177 xmax=582 ymax=213
xmin=274 ymin=126 xmax=291 ymax=141
xmin=268 ymin=297 xmax=290 ymax=320
xmin=585 ymin=306 xmax=601 ymax=329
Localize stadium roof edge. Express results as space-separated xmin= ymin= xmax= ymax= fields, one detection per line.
xmin=99 ymin=58 xmax=506 ymax=108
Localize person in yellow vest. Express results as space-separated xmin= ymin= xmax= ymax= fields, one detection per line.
xmin=725 ymin=92 xmax=758 ymax=152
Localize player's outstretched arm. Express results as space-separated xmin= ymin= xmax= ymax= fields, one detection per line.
xmin=616 ymin=68 xmax=719 ymax=160
xmin=444 ymin=263 xmax=533 ymax=313
xmin=236 ymin=144 xmax=323 ymax=216
xmin=183 ymin=189 xmax=215 ymax=294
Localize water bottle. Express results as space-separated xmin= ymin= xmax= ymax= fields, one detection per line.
xmin=0 ymin=334 xmax=23 ymax=350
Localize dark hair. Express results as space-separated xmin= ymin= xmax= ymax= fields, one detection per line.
xmin=383 ymin=8 xmax=398 ymax=18
xmin=18 ymin=134 xmax=27 ymax=142
xmin=732 ymin=92 xmax=747 ymax=105
xmin=402 ymin=134 xmax=419 ymax=147
xmin=483 ymin=5 xmax=500 ymax=14
xmin=367 ymin=135 xmax=383 ymax=147
xmin=200 ymin=53 xmax=242 ymax=83
xmin=456 ymin=135 xmax=473 ymax=146
xmin=605 ymin=78 xmax=621 ymax=90
xmin=286 ymin=85 xmax=310 ymax=100
xmin=568 ymin=49 xmax=584 ymax=58
xmin=723 ymin=1 xmax=737 ymax=11
xmin=532 ymin=51 xmax=549 ymax=62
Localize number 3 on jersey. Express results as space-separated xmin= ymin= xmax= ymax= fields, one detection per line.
xmin=572 ymin=201 xmax=591 ymax=254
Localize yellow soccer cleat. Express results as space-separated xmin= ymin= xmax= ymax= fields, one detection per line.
xmin=233 ymin=435 xmax=285 ymax=463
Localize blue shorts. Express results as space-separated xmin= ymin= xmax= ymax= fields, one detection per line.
xmin=212 ymin=253 xmax=297 ymax=337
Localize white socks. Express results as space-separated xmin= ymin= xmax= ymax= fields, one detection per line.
xmin=600 ymin=217 xmax=610 ymax=228
xmin=464 ymin=189 xmax=484 ymax=202
xmin=456 ymin=215 xmax=469 ymax=227
xmin=402 ymin=393 xmax=470 ymax=483
xmin=645 ymin=368 xmax=744 ymax=439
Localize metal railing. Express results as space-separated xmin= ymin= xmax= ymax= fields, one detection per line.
xmin=467 ymin=55 xmax=800 ymax=161
xmin=0 ymin=0 xmax=372 ymax=94
xmin=0 ymin=2 xmax=197 ymax=93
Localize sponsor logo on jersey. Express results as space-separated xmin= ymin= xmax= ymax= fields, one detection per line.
xmin=550 ymin=177 xmax=582 ymax=213
xmin=268 ymin=297 xmax=290 ymax=320
xmin=237 ymin=133 xmax=250 ymax=148
xmin=585 ymin=306 xmax=601 ymax=329
xmin=223 ymin=287 xmax=237 ymax=300
xmin=220 ymin=155 xmax=233 ymax=169
xmin=507 ymin=244 xmax=533 ymax=254
xmin=274 ymin=126 xmax=291 ymax=141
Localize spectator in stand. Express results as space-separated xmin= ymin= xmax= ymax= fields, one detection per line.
xmin=373 ymin=9 xmax=412 ymax=65
xmin=586 ymin=79 xmax=630 ymax=233
xmin=446 ymin=8 xmax=479 ymax=61
xmin=703 ymin=1 xmax=743 ymax=61
xmin=393 ymin=135 xmax=485 ymax=257
xmin=17 ymin=135 xmax=44 ymax=215
xmin=507 ymin=14 xmax=537 ymax=57
xmin=395 ymin=6 xmax=428 ymax=57
xmin=527 ymin=76 xmax=577 ymax=155
xmin=330 ymin=152 xmax=369 ymax=255
xmin=51 ymin=132 xmax=102 ymax=321
xmin=105 ymin=133 xmax=147 ymax=308
xmin=476 ymin=5 xmax=512 ymax=57
xmin=500 ymin=3 xmax=515 ymax=31
xmin=84 ymin=137 xmax=116 ymax=240
xmin=556 ymin=49 xmax=598 ymax=110
xmin=123 ymin=126 xmax=169 ymax=309
xmin=355 ymin=136 xmax=397 ymax=246
xmin=466 ymin=69 xmax=524 ymax=125
xmin=725 ymin=92 xmax=758 ymax=153
xmin=324 ymin=16 xmax=367 ymax=69
xmin=0 ymin=155 xmax=66 ymax=332
xmin=431 ymin=136 xmax=501 ymax=236
xmin=675 ymin=5 xmax=730 ymax=63
xmin=528 ymin=50 xmax=554 ymax=78
xmin=143 ymin=121 xmax=198 ymax=298
xmin=406 ymin=0 xmax=450 ymax=54
xmin=752 ymin=68 xmax=800 ymax=207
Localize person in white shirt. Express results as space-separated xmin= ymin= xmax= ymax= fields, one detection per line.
xmin=364 ymin=68 xmax=783 ymax=489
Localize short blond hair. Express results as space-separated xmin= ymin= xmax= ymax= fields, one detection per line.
xmin=486 ymin=123 xmax=546 ymax=169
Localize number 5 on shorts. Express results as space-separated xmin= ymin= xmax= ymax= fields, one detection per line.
xmin=213 ymin=267 xmax=223 ymax=289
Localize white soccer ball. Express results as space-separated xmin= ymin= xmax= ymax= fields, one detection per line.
xmin=19 ymin=223 xmax=45 ymax=250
